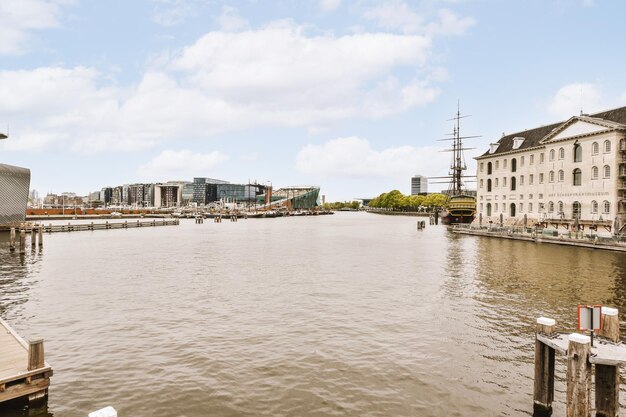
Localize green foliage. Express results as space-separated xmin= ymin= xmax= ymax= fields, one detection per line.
xmin=322 ymin=201 xmax=361 ymax=210
xmin=368 ymin=190 xmax=448 ymax=211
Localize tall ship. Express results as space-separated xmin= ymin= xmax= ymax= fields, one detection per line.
xmin=433 ymin=107 xmax=477 ymax=225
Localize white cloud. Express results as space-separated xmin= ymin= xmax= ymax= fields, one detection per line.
xmin=0 ymin=21 xmax=441 ymax=153
xmin=546 ymin=83 xmax=605 ymax=119
xmin=0 ymin=0 xmax=72 ymax=55
xmin=217 ymin=6 xmax=248 ymax=31
xmin=319 ymin=0 xmax=342 ymax=13
xmin=138 ymin=149 xmax=228 ymax=180
xmin=296 ymin=136 xmax=450 ymax=179
xmin=362 ymin=1 xmax=474 ymax=36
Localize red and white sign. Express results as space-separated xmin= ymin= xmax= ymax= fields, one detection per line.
xmin=578 ymin=305 xmax=603 ymax=331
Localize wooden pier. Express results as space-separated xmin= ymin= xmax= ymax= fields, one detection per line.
xmin=533 ymin=307 xmax=626 ymax=417
xmin=0 ymin=318 xmax=52 ymax=406
xmin=20 ymin=219 xmax=180 ymax=234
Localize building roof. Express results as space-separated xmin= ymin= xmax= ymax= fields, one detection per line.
xmin=477 ymin=105 xmax=626 ymax=159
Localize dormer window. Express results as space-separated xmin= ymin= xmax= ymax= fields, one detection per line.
xmin=512 ymin=137 xmax=525 ymax=149
xmin=489 ymin=143 xmax=500 ymax=154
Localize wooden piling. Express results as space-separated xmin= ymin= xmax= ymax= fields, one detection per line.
xmin=28 ymin=338 xmax=45 ymax=371
xmin=9 ymin=227 xmax=16 ymax=252
xmin=19 ymin=229 xmax=26 ymax=254
xmin=38 ymin=225 xmax=43 ymax=248
xmin=595 ymin=307 xmax=620 ymax=417
xmin=566 ymin=333 xmax=591 ymax=417
xmin=534 ymin=317 xmax=556 ymax=416
xmin=31 ymin=227 xmax=36 ymax=248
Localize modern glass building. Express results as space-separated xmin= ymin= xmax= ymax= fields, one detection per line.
xmin=411 ymin=175 xmax=428 ymax=195
xmin=0 ymin=163 xmax=31 ymax=226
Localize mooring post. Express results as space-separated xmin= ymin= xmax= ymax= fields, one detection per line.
xmin=534 ymin=317 xmax=556 ymax=417
xmin=28 ymin=338 xmax=45 ymax=370
xmin=595 ymin=307 xmax=620 ymax=417
xmin=9 ymin=227 xmax=16 ymax=251
xmin=19 ymin=229 xmax=26 ymax=254
xmin=31 ymin=226 xmax=37 ymax=248
xmin=566 ymin=333 xmax=592 ymax=417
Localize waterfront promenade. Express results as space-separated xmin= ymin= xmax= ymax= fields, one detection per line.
xmin=452 ymin=223 xmax=626 ymax=252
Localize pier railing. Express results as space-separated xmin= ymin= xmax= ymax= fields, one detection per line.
xmin=22 ymin=219 xmax=180 ymax=234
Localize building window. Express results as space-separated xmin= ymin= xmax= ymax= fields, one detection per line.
xmin=591 ymin=200 xmax=598 ymax=214
xmin=549 ymin=171 xmax=555 ymax=183
xmin=520 ymin=156 xmax=525 ymax=167
xmin=558 ymin=170 xmax=564 ymax=182
xmin=487 ymin=162 xmax=492 ymax=175
xmin=558 ymin=201 xmax=564 ymax=214
xmin=503 ymin=177 xmax=507 ymax=187
xmin=480 ymin=203 xmax=483 ymax=212
xmin=592 ymin=166 xmax=599 ymax=180
xmin=604 ymin=165 xmax=611 ymax=179
xmin=529 ymin=174 xmax=534 ymax=185
xmin=520 ymin=203 xmax=524 ymax=213
xmin=539 ymin=173 xmax=544 ymax=184
xmin=549 ymin=149 xmax=555 ymax=161
xmin=503 ymin=159 xmax=508 ymax=169
xmin=480 ymin=179 xmax=484 ymax=188
xmin=487 ymin=179 xmax=492 ymax=192
xmin=510 ymin=177 xmax=516 ymax=191
xmin=496 ymin=160 xmax=499 ymax=170
xmin=540 ymin=153 xmax=545 ymax=163
xmin=486 ymin=203 xmax=492 ymax=216
xmin=548 ymin=201 xmax=554 ymax=212
xmin=480 ymin=162 xmax=484 ymax=172
xmin=495 ymin=203 xmax=498 ymax=212
xmin=604 ymin=140 xmax=611 ymax=153
xmin=573 ymin=201 xmax=581 ymax=218
xmin=520 ymin=175 xmax=524 ymax=185
xmin=558 ymin=147 xmax=565 ymax=160
xmin=511 ymin=158 xmax=516 ymax=172
xmin=510 ymin=203 xmax=516 ymax=217
xmin=592 ymin=142 xmax=599 ymax=155
xmin=529 ymin=203 xmax=533 ymax=213
xmin=573 ymin=168 xmax=581 ymax=186
xmin=573 ymin=143 xmax=582 ymax=162
xmin=530 ymin=154 xmax=534 ymax=165
xmin=495 ymin=178 xmax=499 ymax=187
xmin=603 ymin=200 xmax=610 ymax=214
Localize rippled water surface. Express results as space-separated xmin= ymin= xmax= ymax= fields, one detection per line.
xmin=1 ymin=213 xmax=626 ymax=416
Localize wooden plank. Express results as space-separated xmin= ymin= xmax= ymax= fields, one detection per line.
xmin=0 ymin=377 xmax=49 ymax=403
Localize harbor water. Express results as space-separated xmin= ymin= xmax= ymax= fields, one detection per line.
xmin=1 ymin=212 xmax=626 ymax=416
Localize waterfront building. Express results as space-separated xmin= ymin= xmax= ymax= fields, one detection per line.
xmin=192 ymin=177 xmax=229 ymax=205
xmin=475 ymin=106 xmax=626 ymax=229
xmin=0 ymin=164 xmax=30 ymax=226
xmin=411 ymin=175 xmax=428 ymax=195
xmin=100 ymin=187 xmax=113 ymax=207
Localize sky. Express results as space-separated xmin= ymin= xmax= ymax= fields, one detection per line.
xmin=1 ymin=0 xmax=625 ymax=201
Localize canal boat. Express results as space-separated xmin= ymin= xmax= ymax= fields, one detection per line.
xmin=431 ymin=106 xmax=478 ymax=225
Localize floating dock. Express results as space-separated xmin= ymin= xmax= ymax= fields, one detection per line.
xmin=0 ymin=318 xmax=52 ymax=405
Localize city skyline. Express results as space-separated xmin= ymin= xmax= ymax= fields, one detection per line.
xmin=1 ymin=0 xmax=626 ymax=200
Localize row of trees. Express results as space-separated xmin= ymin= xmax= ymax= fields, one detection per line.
xmin=321 ymin=201 xmax=361 ymax=210
xmin=367 ymin=190 xmax=448 ymax=211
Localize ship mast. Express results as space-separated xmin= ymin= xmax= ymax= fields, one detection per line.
xmin=428 ymin=103 xmax=480 ymax=195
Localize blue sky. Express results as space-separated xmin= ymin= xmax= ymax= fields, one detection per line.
xmin=1 ymin=0 xmax=625 ymax=201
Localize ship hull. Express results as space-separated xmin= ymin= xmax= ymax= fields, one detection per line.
xmin=441 ymin=194 xmax=476 ymax=225
xmin=440 ymin=211 xmax=474 ymax=225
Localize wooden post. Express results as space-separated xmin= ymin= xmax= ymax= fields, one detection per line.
xmin=31 ymin=227 xmax=37 ymax=248
xmin=28 ymin=338 xmax=45 ymax=370
xmin=38 ymin=225 xmax=43 ymax=248
xmin=534 ymin=317 xmax=556 ymax=417
xmin=595 ymin=307 xmax=620 ymax=417
xmin=19 ymin=229 xmax=26 ymax=254
xmin=566 ymin=333 xmax=591 ymax=417
xmin=9 ymin=227 xmax=16 ymax=252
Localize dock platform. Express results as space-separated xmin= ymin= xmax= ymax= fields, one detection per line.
xmin=0 ymin=318 xmax=52 ymax=405
xmin=25 ymin=218 xmax=180 ymax=233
